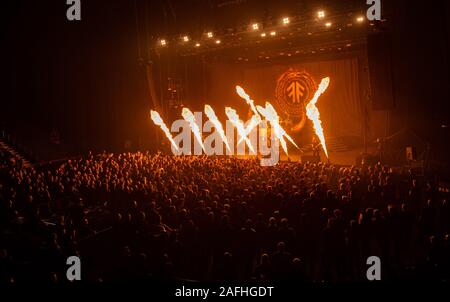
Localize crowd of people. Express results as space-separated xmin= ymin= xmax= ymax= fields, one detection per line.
xmin=0 ymin=151 xmax=449 ymax=283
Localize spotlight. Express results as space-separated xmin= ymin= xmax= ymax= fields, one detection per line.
xmin=356 ymin=16 xmax=364 ymax=23
xmin=282 ymin=17 xmax=290 ymax=25
xmin=160 ymin=39 xmax=166 ymax=46
xmin=195 ymin=43 xmax=200 ymax=47
xmin=318 ymin=10 xmax=325 ymax=19
xmin=325 ymin=22 xmax=332 ymax=27
xmin=252 ymin=23 xmax=259 ymax=30
xmin=215 ymin=40 xmax=221 ymax=44
xmin=270 ymin=31 xmax=276 ymax=36
xmin=183 ymin=36 xmax=190 ymax=42
xmin=207 ymin=32 xmax=213 ymax=38
xmin=261 ymin=32 xmax=266 ymax=37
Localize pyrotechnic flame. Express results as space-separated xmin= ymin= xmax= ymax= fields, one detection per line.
xmin=181 ymin=107 xmax=206 ymax=152
xmin=306 ymin=77 xmax=330 ymax=158
xmin=256 ymin=102 xmax=299 ymax=155
xmin=204 ymin=105 xmax=232 ymax=152
xmin=225 ymin=107 xmax=256 ymax=153
xmin=150 ymin=110 xmax=179 ymax=151
xmin=235 ymin=85 xmax=261 ymax=119
xmin=257 ymin=104 xmax=287 ymax=154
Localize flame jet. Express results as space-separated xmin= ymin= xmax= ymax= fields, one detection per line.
xmin=264 ymin=103 xmax=298 ymax=149
xmin=181 ymin=107 xmax=206 ymax=152
xmin=204 ymin=105 xmax=232 ymax=152
xmin=257 ymin=104 xmax=287 ymax=154
xmin=256 ymin=102 xmax=299 ymax=155
xmin=225 ymin=107 xmax=256 ymax=153
xmin=236 ymin=85 xmax=261 ymax=119
xmin=306 ymin=77 xmax=330 ymax=158
xmin=237 ymin=114 xmax=260 ymax=145
xmin=150 ymin=110 xmax=179 ymax=151
xmin=235 ymin=86 xmax=261 ymax=142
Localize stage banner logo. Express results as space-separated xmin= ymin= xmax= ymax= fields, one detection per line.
xmin=276 ymin=69 xmax=316 ymax=119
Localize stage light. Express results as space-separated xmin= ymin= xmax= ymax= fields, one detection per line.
xmin=215 ymin=40 xmax=221 ymax=44
xmin=160 ymin=39 xmax=167 ymax=46
xmin=195 ymin=43 xmax=201 ymax=47
xmin=207 ymin=32 xmax=213 ymax=38
xmin=318 ymin=10 xmax=325 ymax=18
xmin=183 ymin=36 xmax=190 ymax=42
xmin=356 ymin=16 xmax=364 ymax=23
xmin=270 ymin=31 xmax=276 ymax=36
xmin=252 ymin=23 xmax=259 ymax=30
xmin=282 ymin=17 xmax=290 ymax=25
xmin=261 ymin=32 xmax=266 ymax=37
xmin=325 ymin=22 xmax=332 ymax=27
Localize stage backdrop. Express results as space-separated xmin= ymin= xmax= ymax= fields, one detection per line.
xmin=205 ymin=57 xmax=362 ymax=138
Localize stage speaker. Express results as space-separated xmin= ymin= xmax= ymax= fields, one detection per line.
xmin=301 ymin=155 xmax=321 ymax=163
xmin=367 ymin=33 xmax=395 ymax=110
xmin=406 ymin=146 xmax=415 ymax=161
